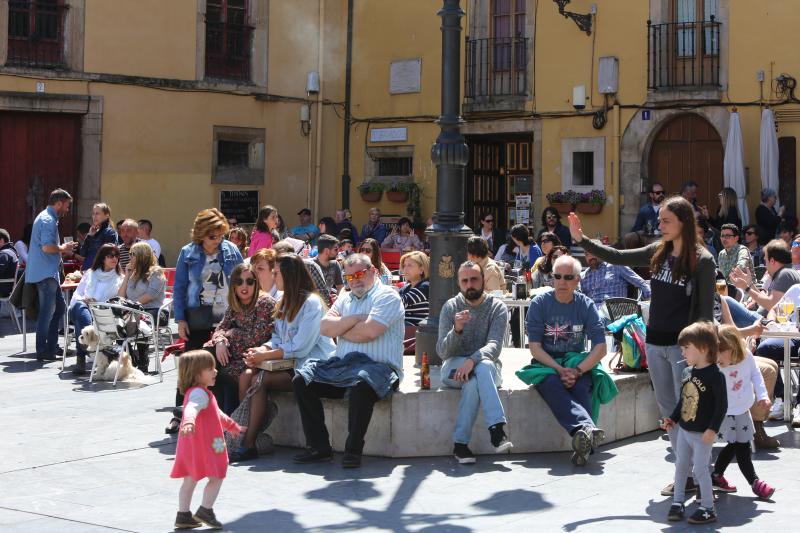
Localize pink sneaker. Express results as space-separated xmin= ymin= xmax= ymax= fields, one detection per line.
xmin=712 ymin=473 xmax=737 ymax=493
xmin=752 ymin=479 xmax=775 ymax=500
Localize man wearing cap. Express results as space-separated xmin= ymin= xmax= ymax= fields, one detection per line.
xmin=290 ymin=208 xmax=319 ymax=244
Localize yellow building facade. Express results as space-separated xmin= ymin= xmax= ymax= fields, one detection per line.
xmin=2 ymin=0 xmax=800 ymax=261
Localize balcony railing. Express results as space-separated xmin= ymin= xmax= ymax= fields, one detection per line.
xmin=6 ymin=1 xmax=68 ymax=69
xmin=205 ymin=21 xmax=253 ymax=81
xmin=648 ymin=17 xmax=721 ymax=90
xmin=465 ymin=36 xmax=528 ymax=100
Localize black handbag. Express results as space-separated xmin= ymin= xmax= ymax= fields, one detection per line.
xmin=185 ymin=305 xmax=214 ymax=331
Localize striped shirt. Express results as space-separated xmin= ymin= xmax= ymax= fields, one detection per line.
xmin=399 ymin=280 xmax=429 ymax=326
xmin=330 ymin=281 xmax=405 ymax=379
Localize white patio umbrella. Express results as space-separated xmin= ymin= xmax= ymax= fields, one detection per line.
xmin=760 ymin=108 xmax=780 ymax=209
xmin=724 ymin=110 xmax=749 ymax=225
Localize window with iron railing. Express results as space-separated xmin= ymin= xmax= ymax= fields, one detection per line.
xmin=377 ymin=157 xmax=413 ymax=177
xmin=465 ymin=36 xmax=528 ymax=100
xmin=205 ymin=0 xmax=253 ymax=81
xmin=6 ymin=0 xmax=68 ymax=68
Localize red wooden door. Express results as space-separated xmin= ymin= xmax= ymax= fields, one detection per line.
xmin=0 ymin=112 xmax=81 ymax=240
xmin=648 ymin=113 xmax=723 ymax=214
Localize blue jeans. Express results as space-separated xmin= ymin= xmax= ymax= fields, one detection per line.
xmin=724 ymin=296 xmax=761 ymax=328
xmin=35 ymin=278 xmax=65 ymax=357
xmin=536 ymin=373 xmax=594 ymax=435
xmin=68 ymin=300 xmax=93 ymax=357
xmin=441 ymin=357 xmax=505 ymax=445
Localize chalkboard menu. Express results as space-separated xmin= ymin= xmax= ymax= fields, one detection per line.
xmin=220 ymin=190 xmax=259 ymax=224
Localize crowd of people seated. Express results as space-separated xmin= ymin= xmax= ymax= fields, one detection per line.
xmin=6 ymin=187 xmax=797 ymax=487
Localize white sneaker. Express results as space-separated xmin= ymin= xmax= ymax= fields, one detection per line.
xmin=769 ymin=398 xmax=784 ymax=421
xmin=793 ymin=405 xmax=800 ymax=429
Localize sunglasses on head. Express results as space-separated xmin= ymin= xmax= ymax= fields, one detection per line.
xmin=553 ymin=274 xmax=576 ymax=281
xmin=343 ymin=267 xmax=370 ymax=283
xmin=233 ymin=277 xmax=256 ymax=286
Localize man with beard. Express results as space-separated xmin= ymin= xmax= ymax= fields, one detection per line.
xmin=524 ymin=255 xmax=608 ymax=466
xmin=437 ymin=261 xmax=512 ymax=464
xmin=292 ymin=253 xmax=404 ymax=468
xmin=117 ymin=219 xmax=139 ymax=269
xmin=580 ymin=251 xmax=650 ymax=324
xmin=625 ymin=182 xmax=666 ymax=249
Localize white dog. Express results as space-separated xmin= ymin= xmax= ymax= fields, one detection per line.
xmin=78 ymin=325 xmax=146 ymax=383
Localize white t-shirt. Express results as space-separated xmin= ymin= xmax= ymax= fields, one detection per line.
xmin=719 ymin=350 xmax=768 ymax=415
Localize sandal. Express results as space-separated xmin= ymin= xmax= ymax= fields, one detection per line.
xmin=165 ymin=416 xmax=181 ymax=435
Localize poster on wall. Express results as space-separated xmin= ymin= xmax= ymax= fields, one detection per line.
xmin=220 ymin=190 xmax=259 ymax=224
xmin=515 ymin=194 xmax=531 ymax=225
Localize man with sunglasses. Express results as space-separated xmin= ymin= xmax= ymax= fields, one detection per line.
xmin=523 ymin=255 xmax=608 ymax=466
xmin=293 ymin=253 xmax=405 ymax=468
xmin=631 ymin=183 xmax=665 ymax=234
xmin=437 ymin=261 xmax=512 ymax=464
xmin=742 ymin=224 xmax=765 ymax=268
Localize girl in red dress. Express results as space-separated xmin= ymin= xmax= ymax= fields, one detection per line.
xmin=171 ymin=350 xmax=244 ymax=530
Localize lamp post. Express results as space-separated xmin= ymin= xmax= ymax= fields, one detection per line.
xmin=415 ymin=0 xmax=472 ymax=365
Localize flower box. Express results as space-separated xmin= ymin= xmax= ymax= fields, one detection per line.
xmin=360 ymin=191 xmax=382 ymax=202
xmin=549 ymin=202 xmax=574 ymax=214
xmin=576 ymin=202 xmax=603 ymax=214
xmin=386 ymin=191 xmax=409 ymax=203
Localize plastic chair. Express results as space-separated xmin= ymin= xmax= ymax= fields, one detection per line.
xmin=382 ymin=250 xmax=401 ymax=272
xmin=605 ymin=297 xmax=642 ymax=323
xmin=87 ymin=302 xmax=162 ymax=385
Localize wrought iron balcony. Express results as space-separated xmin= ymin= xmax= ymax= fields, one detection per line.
xmin=205 ymin=21 xmax=253 ymax=81
xmin=648 ymin=17 xmax=721 ymax=90
xmin=465 ymin=36 xmax=528 ymax=101
xmin=6 ymin=1 xmax=68 ymax=69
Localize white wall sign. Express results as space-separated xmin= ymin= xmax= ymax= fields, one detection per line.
xmin=370 ymin=127 xmax=408 ymax=143
xmin=390 ymin=58 xmax=421 ymax=94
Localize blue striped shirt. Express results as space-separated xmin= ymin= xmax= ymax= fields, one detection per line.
xmin=330 ymin=281 xmax=405 ymax=380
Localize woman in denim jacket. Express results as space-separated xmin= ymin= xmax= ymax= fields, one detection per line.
xmin=166 ymin=209 xmax=243 ymax=434
xmin=80 ymin=203 xmax=118 ymax=270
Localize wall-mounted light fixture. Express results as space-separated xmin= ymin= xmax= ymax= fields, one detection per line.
xmin=553 ymin=0 xmax=593 ymax=36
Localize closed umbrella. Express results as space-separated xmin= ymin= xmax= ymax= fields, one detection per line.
xmin=760 ymin=108 xmax=780 ymax=209
xmin=724 ymin=110 xmax=749 ymax=225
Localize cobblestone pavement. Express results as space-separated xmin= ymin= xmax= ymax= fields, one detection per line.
xmin=0 ymin=324 xmax=796 ymax=532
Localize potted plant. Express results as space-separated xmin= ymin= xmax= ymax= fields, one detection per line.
xmin=576 ymin=189 xmax=606 ymax=214
xmin=357 ymin=181 xmax=385 ymax=202
xmin=386 ymin=181 xmax=413 ymax=203
xmin=546 ymin=191 xmax=575 ymax=214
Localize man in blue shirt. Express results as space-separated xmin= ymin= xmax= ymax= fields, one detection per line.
xmin=25 ymin=189 xmax=77 ymax=361
xmin=526 ymin=255 xmax=607 ymax=466
xmin=289 ymin=208 xmax=320 ymax=244
xmin=581 ymin=251 xmax=650 ymax=324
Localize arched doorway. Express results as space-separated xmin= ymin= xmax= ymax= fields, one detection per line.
xmin=648 ymin=113 xmax=723 ymax=214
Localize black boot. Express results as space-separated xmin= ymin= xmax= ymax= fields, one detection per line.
xmin=74 ymin=355 xmax=86 ymax=376
xmin=134 ymin=344 xmax=149 ymax=373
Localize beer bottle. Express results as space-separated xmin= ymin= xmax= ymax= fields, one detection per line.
xmin=420 ymin=352 xmax=431 ymax=390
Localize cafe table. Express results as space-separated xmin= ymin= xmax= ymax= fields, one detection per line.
xmin=760 ymin=326 xmax=800 ymax=422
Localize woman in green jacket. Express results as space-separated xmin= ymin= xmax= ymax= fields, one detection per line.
xmin=567 ymin=195 xmax=716 ymax=494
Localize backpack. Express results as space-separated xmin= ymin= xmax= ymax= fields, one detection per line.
xmin=607 ymin=314 xmax=648 ymax=372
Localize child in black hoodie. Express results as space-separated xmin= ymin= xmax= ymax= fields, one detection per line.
xmin=663 ymin=321 xmax=727 ymax=525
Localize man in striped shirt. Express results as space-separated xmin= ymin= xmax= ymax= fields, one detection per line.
xmin=292 ymin=253 xmax=405 ymax=468
xmin=117 ymin=219 xmax=139 ymax=269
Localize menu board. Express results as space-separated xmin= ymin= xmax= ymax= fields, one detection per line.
xmin=220 ymin=190 xmax=259 ymax=224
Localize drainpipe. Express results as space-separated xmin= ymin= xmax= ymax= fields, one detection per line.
xmin=613 ymin=103 xmax=621 ymax=239
xmin=341 ymin=0 xmax=354 ymax=209
xmin=312 ymin=0 xmax=325 ymax=216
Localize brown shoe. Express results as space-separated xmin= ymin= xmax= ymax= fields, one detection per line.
xmin=174 ymin=511 xmax=202 ymax=529
xmin=194 ymin=506 xmax=223 ymax=530
xmin=753 ymin=421 xmax=780 ymax=449
xmin=661 ymin=478 xmax=698 ymax=496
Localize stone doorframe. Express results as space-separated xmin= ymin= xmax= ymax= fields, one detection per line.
xmin=618 ymin=107 xmax=729 ymax=233
xmin=0 ymin=91 xmax=103 ymax=221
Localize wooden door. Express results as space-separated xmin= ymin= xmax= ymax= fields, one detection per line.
xmin=0 ymin=112 xmax=82 ymax=240
xmin=779 ymin=136 xmax=797 ymax=217
xmin=648 ymin=113 xmax=723 ymax=213
xmin=465 ymin=139 xmax=505 ymax=231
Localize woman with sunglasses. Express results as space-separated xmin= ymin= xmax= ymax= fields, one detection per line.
xmin=68 ymin=243 xmax=123 ymax=375
xmin=167 ymin=209 xmax=243 ymax=433
xmin=538 ymin=207 xmax=572 ymax=247
xmin=532 ymin=232 xmax=562 ymax=273
xmin=568 ymin=197 xmax=716 ymax=495
xmin=231 ymin=254 xmax=335 ymax=462
xmin=476 ymin=212 xmax=503 ymax=256
xmin=204 ymin=263 xmax=276 ymax=403
xmin=359 ymin=238 xmax=392 ymax=284
xmin=531 ymin=245 xmax=569 ymax=289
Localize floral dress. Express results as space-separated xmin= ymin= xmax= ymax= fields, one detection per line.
xmin=205 ymin=294 xmax=276 ymax=379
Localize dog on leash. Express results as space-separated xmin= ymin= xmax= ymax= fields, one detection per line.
xmin=78 ymin=325 xmax=146 ymax=383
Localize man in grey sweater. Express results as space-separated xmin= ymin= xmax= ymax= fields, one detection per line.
xmin=437 ymin=261 xmax=512 ymax=464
